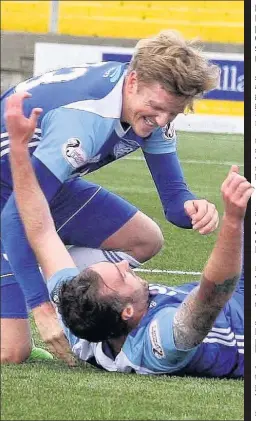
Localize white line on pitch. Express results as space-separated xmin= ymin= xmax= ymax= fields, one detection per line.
xmin=124 ymin=156 xmax=244 ymax=166
xmin=134 ymin=268 xmax=201 ymax=275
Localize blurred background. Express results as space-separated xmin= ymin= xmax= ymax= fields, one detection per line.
xmin=1 ymin=0 xmax=244 ymax=133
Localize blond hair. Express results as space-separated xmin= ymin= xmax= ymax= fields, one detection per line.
xmin=128 ymin=30 xmax=220 ymax=111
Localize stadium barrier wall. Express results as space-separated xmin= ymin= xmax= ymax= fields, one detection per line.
xmin=33 ymin=42 xmax=244 ymax=134
xmin=1 ymin=0 xmax=244 ymax=45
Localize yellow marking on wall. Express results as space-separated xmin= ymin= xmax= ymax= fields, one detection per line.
xmin=2 ymin=1 xmax=244 ymax=44
xmin=194 ymin=99 xmax=244 ymax=116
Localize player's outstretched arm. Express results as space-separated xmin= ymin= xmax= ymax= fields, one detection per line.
xmin=144 ymin=151 xmax=219 ymax=234
xmin=172 ymin=166 xmax=253 ymax=350
xmin=5 ymin=91 xmax=77 ymax=366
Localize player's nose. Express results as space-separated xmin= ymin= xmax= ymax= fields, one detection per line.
xmin=117 ymin=260 xmax=129 ymax=272
xmin=155 ymin=113 xmax=169 ymax=127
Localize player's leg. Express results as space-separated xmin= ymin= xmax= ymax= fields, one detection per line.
xmin=0 ymin=252 xmax=53 ymax=363
xmin=1 ymin=316 xmax=31 ymax=363
xmin=0 ymin=185 xmax=32 ymax=362
xmin=0 ymin=185 xmax=52 ymax=363
xmin=0 ymin=279 xmax=32 ymax=363
xmin=68 ymin=245 xmax=140 ymax=270
xmin=99 ymin=210 xmax=163 ymax=262
xmin=51 ymin=178 xmax=164 ymax=263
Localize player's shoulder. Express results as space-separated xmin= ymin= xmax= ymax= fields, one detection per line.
xmin=84 ymin=61 xmax=127 ymax=96
xmin=57 ymin=61 xmax=127 ymax=102
xmin=57 ymin=62 xmax=127 ymax=120
xmin=47 ymin=267 xmax=80 ymax=303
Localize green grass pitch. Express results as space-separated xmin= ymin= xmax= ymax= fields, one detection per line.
xmin=1 ymin=131 xmax=244 ymax=420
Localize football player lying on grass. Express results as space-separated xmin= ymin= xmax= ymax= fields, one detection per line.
xmin=1 ymin=29 xmax=219 ymax=365
xmin=7 ymin=91 xmax=252 ymax=376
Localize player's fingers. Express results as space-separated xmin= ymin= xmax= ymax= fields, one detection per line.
xmin=193 ymin=210 xmax=212 ymax=231
xmin=225 ymin=175 xmax=248 ymax=197
xmin=6 ymin=91 xmax=31 ymax=111
xmin=30 ymin=108 xmax=43 ymax=125
xmin=237 ymin=186 xmax=255 ymax=207
xmin=56 ymin=338 xmax=78 ymax=367
xmin=193 ymin=204 xmax=217 ymax=231
xmin=53 ymin=337 xmax=78 ymax=366
xmin=184 ymin=200 xmax=197 ymax=218
xmin=228 ymin=165 xmax=239 ymax=176
xmin=221 ymin=171 xmax=238 ymax=193
xmin=198 ymin=212 xmax=219 ymax=235
xmin=191 ymin=200 xmax=208 ymax=223
xmin=221 ymin=165 xmax=240 ymax=192
xmin=47 ymin=339 xmax=77 ymax=366
xmin=231 ymin=180 xmax=252 ymax=201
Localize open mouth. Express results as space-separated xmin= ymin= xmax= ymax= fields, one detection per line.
xmin=143 ymin=117 xmax=156 ymax=128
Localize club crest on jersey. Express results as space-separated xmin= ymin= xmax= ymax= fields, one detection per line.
xmin=113 ymin=140 xmax=138 ymax=159
xmin=162 ymin=122 xmax=175 ymax=141
xmin=62 ymin=138 xmax=87 ymax=169
xmin=149 ymin=320 xmax=165 ymax=359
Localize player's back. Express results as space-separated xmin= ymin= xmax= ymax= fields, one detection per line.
xmin=0 ymin=62 xmax=127 ymax=192
xmin=1 ymin=62 xmax=126 ymax=125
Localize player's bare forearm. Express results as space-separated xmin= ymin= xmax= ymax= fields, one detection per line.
xmin=10 ymin=144 xmax=55 ymax=246
xmin=173 ymin=212 xmax=243 ymax=350
xmin=172 ymin=274 xmax=239 ymax=350
xmin=203 ymin=215 xmax=243 ymax=283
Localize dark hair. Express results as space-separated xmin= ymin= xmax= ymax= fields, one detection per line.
xmin=56 ymin=268 xmax=131 ymax=342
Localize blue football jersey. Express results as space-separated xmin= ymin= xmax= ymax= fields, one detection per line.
xmin=1 ymin=61 xmax=196 ymax=310
xmin=1 ymin=61 xmax=176 ymax=188
xmin=48 ymin=269 xmax=244 ymax=378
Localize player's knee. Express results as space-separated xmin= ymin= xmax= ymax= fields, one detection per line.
xmin=133 ymin=218 xmax=164 ymax=262
xmin=101 ymin=211 xmax=164 ymax=263
xmin=1 ymin=345 xmax=31 ymax=364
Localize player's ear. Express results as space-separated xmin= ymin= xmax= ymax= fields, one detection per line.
xmin=121 ymin=304 xmax=134 ymax=321
xmin=126 ymin=71 xmax=138 ymax=94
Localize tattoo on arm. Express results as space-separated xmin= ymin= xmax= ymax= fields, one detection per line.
xmin=173 ymin=275 xmax=239 ymax=350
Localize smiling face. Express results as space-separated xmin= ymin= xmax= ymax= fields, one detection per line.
xmin=89 ymin=260 xmax=149 ymax=323
xmin=122 ymin=71 xmax=188 ymax=137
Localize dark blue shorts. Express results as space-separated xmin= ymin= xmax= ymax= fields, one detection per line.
xmin=1 ymin=177 xmax=138 ymax=318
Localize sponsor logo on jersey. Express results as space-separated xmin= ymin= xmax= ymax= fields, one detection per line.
xmin=62 ymin=138 xmax=87 ymax=169
xmin=149 ymin=320 xmax=165 ymax=359
xmin=103 ymin=66 xmax=122 ymax=82
xmin=162 ymin=122 xmax=175 ymax=141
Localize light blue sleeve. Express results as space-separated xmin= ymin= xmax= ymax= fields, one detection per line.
xmin=141 ymin=124 xmax=177 ymax=154
xmin=47 ymin=267 xmax=80 ymax=348
xmin=33 ymin=107 xmax=114 ymax=182
xmin=143 ymin=307 xmax=198 ymax=372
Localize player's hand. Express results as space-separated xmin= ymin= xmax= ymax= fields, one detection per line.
xmin=4 ymin=91 xmax=42 ymax=146
xmin=32 ymin=301 xmax=77 ymax=367
xmin=221 ymin=165 xmax=254 ymax=221
xmin=184 ymin=199 xmax=219 ymax=235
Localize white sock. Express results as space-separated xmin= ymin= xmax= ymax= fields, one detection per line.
xmin=68 ymin=246 xmax=141 ymax=271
